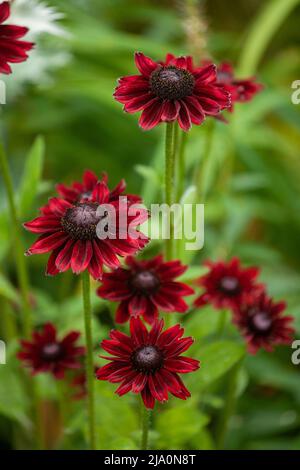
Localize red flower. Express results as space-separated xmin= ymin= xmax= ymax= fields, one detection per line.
xmin=194 ymin=258 xmax=262 ymax=311
xmin=17 ymin=323 xmax=85 ymax=379
xmin=233 ymin=291 xmax=295 ymax=354
xmin=97 ymin=255 xmax=194 ymax=325
xmin=24 ymin=179 xmax=148 ymax=280
xmin=54 ymin=170 xmax=141 ymax=206
xmin=216 ymin=62 xmax=263 ymax=111
xmin=96 ymin=317 xmax=200 ymax=409
xmin=114 ymin=52 xmax=230 ymax=131
xmin=0 ymin=1 xmax=34 ymax=74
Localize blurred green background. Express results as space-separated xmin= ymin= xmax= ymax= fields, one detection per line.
xmin=0 ymin=0 xmax=300 ymax=450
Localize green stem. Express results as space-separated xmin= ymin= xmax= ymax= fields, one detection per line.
xmin=141 ymin=405 xmax=152 ymax=450
xmin=0 ymin=141 xmax=32 ymax=338
xmin=164 ymin=122 xmax=176 ymax=261
xmin=216 ymin=359 xmax=243 ymax=450
xmin=176 ymin=131 xmax=188 ymax=202
xmin=194 ymin=119 xmax=215 ymax=202
xmin=1 ymin=300 xmax=18 ymax=340
xmin=81 ymin=270 xmax=96 ymax=450
xmin=216 ymin=310 xmax=227 ymax=339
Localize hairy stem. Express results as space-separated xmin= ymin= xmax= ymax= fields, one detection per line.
xmin=141 ymin=405 xmax=152 ymax=450
xmin=164 ymin=122 xmax=176 ymax=261
xmin=81 ymin=270 xmax=96 ymax=450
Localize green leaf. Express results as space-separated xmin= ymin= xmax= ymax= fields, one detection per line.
xmin=93 ymin=381 xmax=139 ymax=449
xmin=0 ymin=342 xmax=30 ymax=426
xmin=156 ymin=399 xmax=209 ymax=449
xmin=135 ymin=164 xmax=159 ymax=187
xmin=179 ymin=265 xmax=208 ymax=283
xmin=185 ymin=306 xmax=220 ymax=340
xmin=18 ymin=136 xmax=45 ymax=217
xmin=189 ymin=341 xmax=245 ymax=391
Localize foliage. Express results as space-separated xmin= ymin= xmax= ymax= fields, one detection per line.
xmin=0 ymin=0 xmax=300 ymax=450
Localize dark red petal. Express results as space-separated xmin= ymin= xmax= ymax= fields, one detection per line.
xmin=114 ymin=82 xmax=150 ymax=103
xmin=96 ymin=241 xmax=120 ymax=269
xmin=56 ymin=184 xmax=78 ymax=202
xmin=45 ymin=250 xmax=60 ymax=276
xmin=41 ymin=323 xmax=57 ymax=342
xmin=83 ymin=170 xmax=98 ymax=190
xmin=23 ymin=216 xmax=61 ymax=233
xmin=157 ymin=324 xmax=184 ymax=348
xmin=124 ymin=93 xmax=154 ymax=112
xmin=71 ymin=240 xmax=93 ymax=274
xmin=61 ymin=330 xmax=80 ymax=346
xmin=177 ymin=101 xmax=192 ymax=131
xmin=164 ymin=357 xmax=200 ymax=373
xmin=167 ymin=337 xmax=195 ymax=357
xmin=151 ymin=291 xmax=177 ymax=312
xmin=47 ymin=198 xmax=72 ymax=217
xmin=158 ymin=369 xmax=185 ymax=396
xmin=198 ymin=96 xmax=221 ymax=115
xmin=92 ymin=181 xmax=110 ymax=204
xmin=184 ymin=96 xmax=205 ymax=125
xmin=164 ymin=53 xmax=176 ymax=65
xmin=0 ymin=59 xmax=11 ymax=73
xmin=173 ymin=56 xmax=189 ymax=69
xmin=0 ymin=2 xmax=10 ymax=24
xmin=139 ymin=99 xmax=164 ymax=130
xmin=142 ymin=300 xmax=159 ymax=325
xmin=130 ymin=317 xmax=148 ymax=346
xmin=132 ymin=372 xmax=147 ymax=393
xmin=161 ymin=100 xmax=180 ymax=122
xmin=194 ymin=293 xmax=209 ymax=307
xmin=148 ymin=374 xmax=168 ymax=402
xmin=115 ymin=301 xmax=131 ymax=324
xmin=26 ymin=232 xmax=68 ymax=255
xmin=0 ymin=25 xmax=28 ymax=38
xmin=128 ymin=295 xmax=148 ymax=317
xmin=97 ymin=281 xmax=131 ymax=301
xmin=101 ymin=339 xmax=131 ymax=357
xmin=161 ymin=281 xmax=194 ymax=296
xmin=96 ymin=362 xmax=122 ymax=380
xmin=87 ymin=240 xmax=104 ymax=280
xmin=134 ymin=52 xmax=158 ymax=77
xmin=148 ymin=319 xmax=164 ymax=344
xmin=141 ymin=385 xmax=155 ymax=409
xmin=155 ymin=260 xmax=187 ymax=280
xmin=55 ymin=239 xmax=75 ymax=272
xmin=194 ymin=63 xmax=217 ymax=83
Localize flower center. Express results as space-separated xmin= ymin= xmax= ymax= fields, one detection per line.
xmin=61 ymin=202 xmax=100 ymax=240
xmin=41 ymin=342 xmax=63 ymax=361
xmin=131 ymin=271 xmax=160 ymax=294
xmin=150 ymin=66 xmax=195 ymax=100
xmin=219 ymin=276 xmax=240 ymax=296
xmin=132 ymin=346 xmax=163 ymax=373
xmin=250 ymin=311 xmax=272 ymax=333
